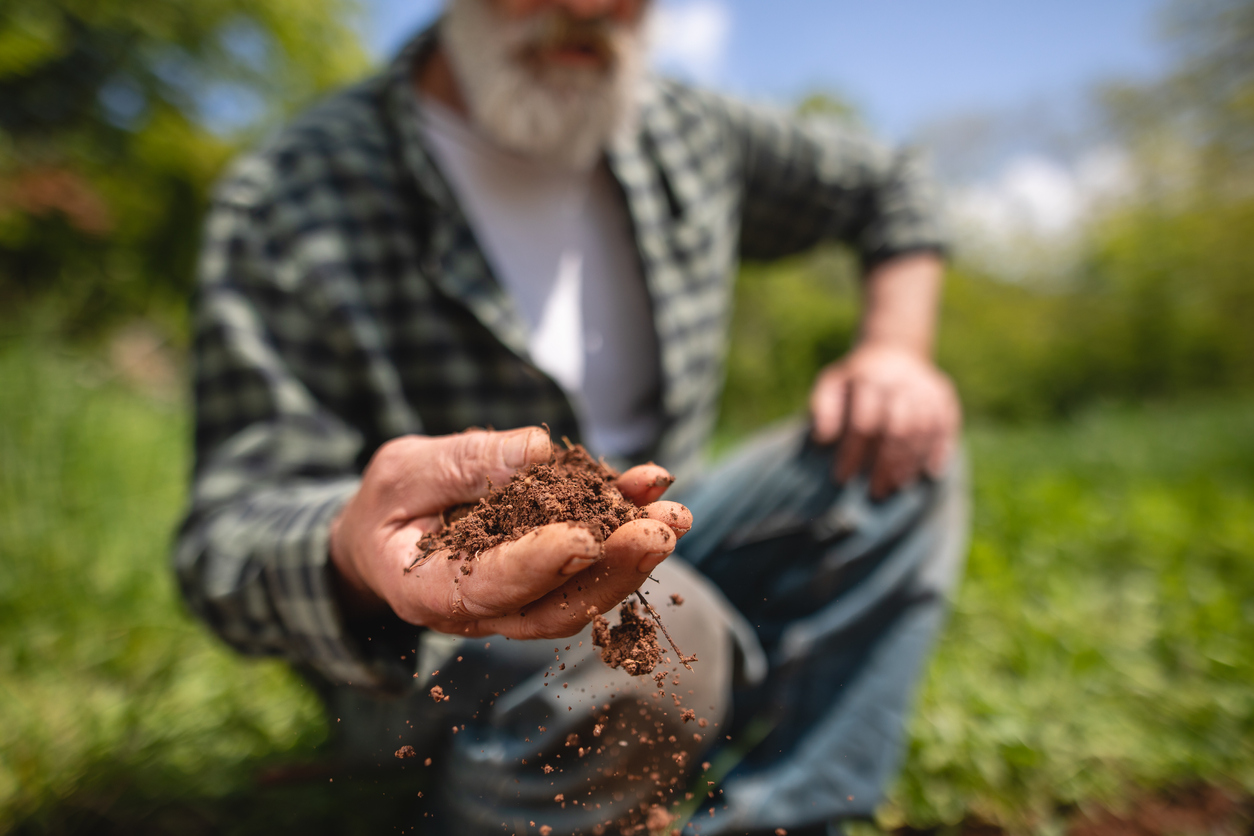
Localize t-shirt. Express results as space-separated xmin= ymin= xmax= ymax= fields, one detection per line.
xmin=416 ymin=96 xmax=661 ymax=458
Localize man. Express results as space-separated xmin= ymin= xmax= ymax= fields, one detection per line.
xmin=176 ymin=0 xmax=967 ymax=832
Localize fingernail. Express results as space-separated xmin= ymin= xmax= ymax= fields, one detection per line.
xmin=560 ymin=554 xmax=599 ymax=576
xmin=636 ymin=550 xmax=670 ymax=574
xmin=503 ymin=427 xmax=550 ymax=468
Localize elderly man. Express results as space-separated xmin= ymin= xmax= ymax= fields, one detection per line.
xmin=176 ymin=0 xmax=968 ymax=833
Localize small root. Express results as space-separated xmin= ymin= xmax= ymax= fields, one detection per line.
xmin=634 ymin=590 xmax=696 ymax=670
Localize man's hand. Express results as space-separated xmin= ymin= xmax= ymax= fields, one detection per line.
xmin=810 ymin=344 xmax=960 ymax=499
xmin=328 ymin=427 xmax=691 ymax=640
xmin=808 ymin=252 xmax=960 ymax=499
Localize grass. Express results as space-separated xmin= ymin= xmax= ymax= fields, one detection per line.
xmin=891 ymin=397 xmax=1254 ymax=832
xmin=1 ymin=339 xmax=1251 ymax=834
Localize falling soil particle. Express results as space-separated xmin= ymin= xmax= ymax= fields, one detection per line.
xmin=669 ymin=594 xmax=684 ymax=606
xmin=413 ymin=443 xmax=640 ymax=561
xmin=645 ymin=804 xmax=674 ymax=830
xmin=394 ymin=745 xmax=416 ymax=759
xmin=591 ymin=601 xmax=663 ymax=676
xmin=429 ymin=685 xmax=447 ymax=703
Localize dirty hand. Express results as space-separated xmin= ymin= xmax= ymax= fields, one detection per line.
xmin=328 ymin=427 xmax=691 ymax=639
xmin=809 ymin=343 xmax=961 ymax=499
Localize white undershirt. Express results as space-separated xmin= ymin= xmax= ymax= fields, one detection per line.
xmin=416 ymin=96 xmax=661 ymax=458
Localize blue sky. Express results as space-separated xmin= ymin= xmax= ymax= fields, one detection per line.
xmin=360 ymin=0 xmax=1171 ymax=140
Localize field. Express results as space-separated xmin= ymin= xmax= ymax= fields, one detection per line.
xmin=1 ymin=340 xmax=1251 ymax=834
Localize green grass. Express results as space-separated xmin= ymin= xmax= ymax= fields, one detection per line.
xmin=891 ymin=397 xmax=1254 ymax=831
xmin=1 ymin=340 xmax=1251 ymax=834
xmin=0 ymin=342 xmax=328 ymax=833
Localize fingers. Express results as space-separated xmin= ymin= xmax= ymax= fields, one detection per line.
xmin=449 ymin=522 xmax=602 ymax=619
xmin=865 ymin=376 xmax=962 ymax=497
xmin=638 ymin=500 xmax=692 ymax=539
xmin=486 ymin=518 xmax=677 ymax=639
xmin=809 ymin=366 xmax=849 ymax=444
xmin=835 ymin=381 xmax=884 ymax=483
xmin=924 ymin=381 xmax=961 ymax=478
xmin=870 ymin=389 xmax=926 ymax=499
xmin=615 ymin=463 xmax=675 ymax=506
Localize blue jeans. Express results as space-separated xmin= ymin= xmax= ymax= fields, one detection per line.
xmin=319 ymin=421 xmax=969 ymax=835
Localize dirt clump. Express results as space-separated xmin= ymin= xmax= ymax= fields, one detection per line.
xmin=394 ymin=745 xmax=416 ymax=759
xmin=592 ymin=601 xmax=664 ymax=676
xmin=414 ymin=443 xmax=640 ymax=561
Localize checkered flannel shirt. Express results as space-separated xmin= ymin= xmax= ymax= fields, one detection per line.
xmin=174 ymin=29 xmax=946 ymax=692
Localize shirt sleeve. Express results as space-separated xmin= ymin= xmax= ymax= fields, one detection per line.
xmin=715 ymin=95 xmax=947 ymax=267
xmin=173 ymin=161 xmax=419 ymax=693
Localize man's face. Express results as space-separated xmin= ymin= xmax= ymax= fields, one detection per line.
xmin=440 ymin=0 xmax=650 ymax=169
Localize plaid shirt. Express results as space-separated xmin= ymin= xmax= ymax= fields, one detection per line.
xmin=174 ymin=30 xmax=945 ymax=691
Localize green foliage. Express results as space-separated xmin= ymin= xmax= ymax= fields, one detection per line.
xmin=718 ymin=189 xmax=1254 ymax=429
xmin=889 ymin=399 xmax=1254 ymax=831
xmin=0 ymin=0 xmax=368 ymax=336
xmin=0 ymin=341 xmax=326 ymax=828
xmin=717 ymin=246 xmax=861 ymax=441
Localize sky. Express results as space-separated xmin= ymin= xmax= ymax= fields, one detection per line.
xmin=361 ymin=0 xmax=1171 ymax=140
xmin=359 ymin=0 xmax=1174 ymax=263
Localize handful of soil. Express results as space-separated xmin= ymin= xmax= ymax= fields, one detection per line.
xmin=415 ymin=443 xmax=641 ymax=561
xmin=411 ymin=441 xmax=693 ymax=675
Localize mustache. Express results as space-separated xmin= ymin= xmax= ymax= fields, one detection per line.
xmin=514 ymin=12 xmax=620 ymax=67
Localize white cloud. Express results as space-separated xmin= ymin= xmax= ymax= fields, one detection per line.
xmin=648 ymin=0 xmax=732 ymax=84
xmin=946 ymin=147 xmax=1135 ymax=277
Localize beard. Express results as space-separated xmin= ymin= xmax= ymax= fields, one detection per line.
xmin=439 ymin=0 xmax=647 ymax=170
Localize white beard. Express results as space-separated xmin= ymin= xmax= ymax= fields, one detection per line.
xmin=439 ymin=0 xmax=647 ymax=170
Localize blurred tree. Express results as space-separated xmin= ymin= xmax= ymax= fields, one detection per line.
xmin=1104 ymin=0 xmax=1254 ymax=194
xmin=717 ymin=0 xmax=1254 ymax=435
xmin=0 ymin=0 xmax=368 ymax=336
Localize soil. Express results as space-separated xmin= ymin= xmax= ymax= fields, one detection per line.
xmin=414 ymin=443 xmax=641 ymax=560
xmin=591 ymin=601 xmax=664 ymax=676
xmin=393 ymin=745 xmax=416 ymax=759
xmin=645 ymin=803 xmax=674 ymax=830
xmin=412 ymin=441 xmax=693 ymax=677
xmin=890 ymin=784 xmax=1251 ymax=836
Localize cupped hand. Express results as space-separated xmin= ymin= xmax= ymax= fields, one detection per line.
xmin=328 ymin=427 xmax=691 ymax=640
xmin=809 ymin=344 xmax=961 ymax=499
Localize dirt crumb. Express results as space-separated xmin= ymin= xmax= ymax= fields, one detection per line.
xmin=645 ymin=804 xmax=674 ymax=830
xmin=669 ymin=593 xmax=684 ymax=606
xmin=415 ymin=444 xmax=640 ymax=560
xmin=394 ymin=745 xmax=416 ymax=759
xmin=429 ymin=685 xmax=447 ymax=703
xmin=591 ymin=601 xmax=663 ymax=676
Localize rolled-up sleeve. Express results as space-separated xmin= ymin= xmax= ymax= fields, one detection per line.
xmin=715 ymin=95 xmax=946 ymax=267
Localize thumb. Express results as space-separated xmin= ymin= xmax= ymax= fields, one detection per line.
xmin=810 ymin=366 xmax=849 ymax=444
xmin=427 ymin=427 xmax=553 ymax=506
